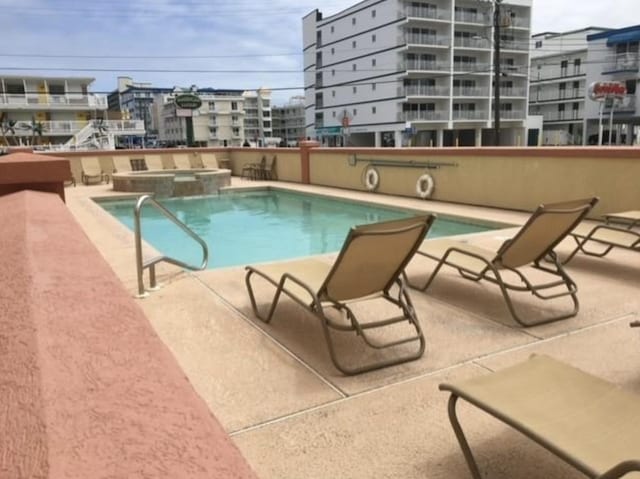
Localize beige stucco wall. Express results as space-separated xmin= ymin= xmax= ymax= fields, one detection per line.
xmin=307 ymin=147 xmax=640 ymax=218
xmin=45 ymin=146 xmax=639 ymax=218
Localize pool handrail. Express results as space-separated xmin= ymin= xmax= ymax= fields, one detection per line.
xmin=134 ymin=194 xmax=209 ymax=297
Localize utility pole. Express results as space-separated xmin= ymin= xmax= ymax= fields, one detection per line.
xmin=493 ymin=0 xmax=502 ymax=146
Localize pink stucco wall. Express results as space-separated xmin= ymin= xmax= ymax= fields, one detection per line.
xmin=0 ymin=190 xmax=257 ymax=478
xmin=0 ymin=151 xmax=71 ymax=202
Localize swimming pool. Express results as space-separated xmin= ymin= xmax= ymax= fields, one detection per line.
xmin=97 ymin=189 xmax=501 ymax=269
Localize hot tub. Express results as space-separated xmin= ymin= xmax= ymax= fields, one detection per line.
xmin=112 ymin=169 xmax=231 ymax=197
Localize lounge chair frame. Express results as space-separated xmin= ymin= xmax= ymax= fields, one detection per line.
xmin=245 ymin=215 xmax=435 ymax=375
xmin=563 ymin=223 xmax=640 ymax=264
xmin=80 ymin=157 xmax=110 ymax=185
xmin=440 ymin=355 xmax=640 ymax=479
xmin=408 ymin=197 xmax=598 ymax=326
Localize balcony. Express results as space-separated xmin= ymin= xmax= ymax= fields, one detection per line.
xmin=499 ymin=110 xmax=526 ymax=120
xmin=404 ymin=33 xmax=449 ymax=47
xmin=452 ymin=110 xmax=488 ymax=120
xmin=453 ymin=87 xmax=488 ymax=96
xmin=403 ymin=85 xmax=449 ymax=97
xmin=4 ymin=119 xmax=144 ymax=137
xmin=500 ymin=39 xmax=529 ymax=51
xmin=405 ymin=5 xmax=449 ymax=20
xmin=0 ymin=93 xmax=108 ymax=109
xmin=530 ymin=89 xmax=584 ymax=102
xmin=401 ymin=110 xmax=448 ymax=121
xmin=453 ymin=62 xmax=491 ymax=73
xmin=500 ymin=87 xmax=528 ymax=97
xmin=603 ymin=53 xmax=640 ymax=73
xmin=454 ymin=37 xmax=491 ymax=49
xmin=403 ymin=59 xmax=450 ymax=71
xmin=454 ymin=11 xmax=490 ymax=24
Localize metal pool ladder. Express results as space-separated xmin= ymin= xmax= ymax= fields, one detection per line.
xmin=134 ymin=194 xmax=208 ymax=297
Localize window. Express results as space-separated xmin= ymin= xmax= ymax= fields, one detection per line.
xmin=573 ymin=58 xmax=581 ymax=75
xmin=353 ymin=108 xmax=357 ymax=116
xmin=332 ymin=69 xmax=335 ymax=76
xmin=372 ymin=106 xmax=377 ymax=114
xmin=331 ymin=26 xmax=334 ymax=33
xmin=535 ymin=40 xmax=542 ymax=48
xmin=372 ymin=34 xmax=376 ymax=43
xmin=353 ymin=86 xmax=357 ymax=94
xmin=231 ymin=101 xmax=238 ymax=110
xmin=352 ymin=40 xmax=357 ymax=48
xmin=352 ymin=64 xmax=357 ymax=71
xmin=372 ymin=83 xmax=376 ymax=91
xmin=232 ymin=127 xmax=240 ymax=136
xmin=352 ymin=17 xmax=356 ymax=25
xmin=560 ymin=60 xmax=568 ymax=76
xmin=331 ymin=47 xmax=335 ymax=55
xmin=372 ymin=58 xmax=376 ymax=67
xmin=333 ymin=111 xmax=336 ymax=117
xmin=332 ymin=90 xmax=336 ymax=97
xmin=372 ymin=9 xmax=376 ymax=18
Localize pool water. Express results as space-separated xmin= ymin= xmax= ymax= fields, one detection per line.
xmin=97 ymin=189 xmax=498 ymax=269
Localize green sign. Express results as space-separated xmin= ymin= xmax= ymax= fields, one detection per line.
xmin=317 ymin=126 xmax=342 ymax=135
xmin=175 ymin=93 xmax=202 ymax=110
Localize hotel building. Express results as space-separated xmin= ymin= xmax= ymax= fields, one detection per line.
xmin=303 ymin=0 xmax=532 ymax=147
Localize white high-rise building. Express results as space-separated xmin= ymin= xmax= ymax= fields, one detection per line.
xmin=303 ymin=0 xmax=532 ymax=147
xmin=528 ymin=28 xmax=610 ymax=146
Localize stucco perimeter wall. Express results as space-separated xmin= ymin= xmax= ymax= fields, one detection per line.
xmin=309 ymin=147 xmax=640 ymax=217
xmin=0 ymin=190 xmax=257 ymax=479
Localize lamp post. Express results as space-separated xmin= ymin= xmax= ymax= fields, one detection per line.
xmin=493 ymin=0 xmax=503 ymax=146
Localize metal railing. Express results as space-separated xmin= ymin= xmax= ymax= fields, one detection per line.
xmin=453 ymin=87 xmax=488 ymax=96
xmin=403 ymin=85 xmax=450 ymax=96
xmin=452 ymin=110 xmax=488 ymax=120
xmin=454 ymin=11 xmax=490 ymax=24
xmin=401 ymin=110 xmax=448 ymax=121
xmin=0 ymin=93 xmax=107 ymax=108
xmin=404 ymin=33 xmax=449 ymax=46
xmin=454 ymin=37 xmax=491 ymax=49
xmin=406 ymin=5 xmax=449 ymax=20
xmin=134 ymin=195 xmax=209 ymax=297
xmin=403 ymin=59 xmax=450 ymax=71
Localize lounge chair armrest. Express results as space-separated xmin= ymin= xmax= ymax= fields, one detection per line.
xmin=280 ymin=272 xmax=321 ymax=306
xmin=630 ymin=320 xmax=640 ymax=328
xmin=598 ymin=460 xmax=640 ymax=479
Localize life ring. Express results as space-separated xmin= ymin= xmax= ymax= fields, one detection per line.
xmin=364 ymin=167 xmax=380 ymax=191
xmin=416 ymin=173 xmax=434 ymax=199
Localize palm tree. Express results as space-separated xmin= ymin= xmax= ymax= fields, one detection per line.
xmin=0 ymin=112 xmax=17 ymax=146
xmin=27 ymin=117 xmax=45 ymax=146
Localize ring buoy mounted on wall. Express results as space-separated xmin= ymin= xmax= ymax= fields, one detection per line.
xmin=363 ymin=166 xmax=380 ymax=191
xmin=416 ymin=173 xmax=434 ymax=199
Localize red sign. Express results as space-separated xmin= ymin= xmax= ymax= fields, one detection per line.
xmin=588 ymin=81 xmax=627 ymax=101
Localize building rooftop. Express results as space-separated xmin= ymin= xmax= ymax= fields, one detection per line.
xmin=64 ymin=175 xmax=640 ymax=479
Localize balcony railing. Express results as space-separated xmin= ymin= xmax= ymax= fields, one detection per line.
xmin=0 ymin=93 xmax=108 ymax=109
xmin=406 ymin=5 xmax=449 ymax=20
xmin=501 ymin=87 xmax=528 ymax=97
xmin=499 ymin=110 xmax=526 ymax=120
xmin=403 ymin=85 xmax=449 ymax=96
xmin=530 ymin=89 xmax=584 ymax=102
xmin=3 ymin=119 xmax=144 ymax=136
xmin=454 ymin=11 xmax=490 ymax=24
xmin=501 ymin=40 xmax=529 ymax=51
xmin=404 ymin=33 xmax=449 ymax=46
xmin=603 ymin=53 xmax=640 ymax=73
xmin=403 ymin=59 xmax=450 ymax=71
xmin=454 ymin=37 xmax=491 ymax=49
xmin=452 ymin=110 xmax=488 ymax=120
xmin=401 ymin=110 xmax=448 ymax=121
xmin=453 ymin=62 xmax=491 ymax=73
xmin=542 ymin=111 xmax=582 ymax=122
xmin=453 ymin=87 xmax=488 ymax=96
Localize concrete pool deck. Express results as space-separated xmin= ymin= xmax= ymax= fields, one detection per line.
xmin=65 ymin=179 xmax=640 ymax=478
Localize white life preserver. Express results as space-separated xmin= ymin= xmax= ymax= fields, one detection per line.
xmin=416 ymin=173 xmax=435 ymax=199
xmin=364 ymin=167 xmax=380 ymax=191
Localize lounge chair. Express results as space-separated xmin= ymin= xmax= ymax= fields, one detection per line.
xmin=172 ymin=153 xmax=193 ymax=170
xmin=200 ymin=153 xmax=218 ymax=169
xmin=440 ymin=354 xmax=640 ymax=479
xmin=245 ymin=214 xmax=436 ymax=375
xmin=407 ymin=197 xmax=598 ymax=326
xmin=80 ymin=156 xmax=109 ymax=185
xmin=562 ymin=213 xmax=640 ymax=264
xmin=144 ymin=154 xmax=164 ymax=170
xmin=112 ymin=155 xmax=132 ymax=173
xmin=241 ymin=156 xmax=265 ymax=180
xmin=255 ymin=155 xmax=277 ymax=180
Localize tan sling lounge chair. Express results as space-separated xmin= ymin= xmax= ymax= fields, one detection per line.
xmin=440 ymin=355 xmax=640 ymax=479
xmin=200 ymin=152 xmax=218 ymax=169
xmin=80 ymin=156 xmax=109 ymax=185
xmin=245 ymin=214 xmax=436 ymax=375
xmin=171 ymin=153 xmax=193 ymax=169
xmin=408 ymin=197 xmax=598 ymax=326
xmin=144 ymin=154 xmax=164 ymax=170
xmin=563 ymin=210 xmax=640 ymax=263
xmin=112 ymin=155 xmax=132 ymax=173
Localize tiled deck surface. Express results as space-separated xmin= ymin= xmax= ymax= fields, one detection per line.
xmin=65 ymin=179 xmax=640 ymax=479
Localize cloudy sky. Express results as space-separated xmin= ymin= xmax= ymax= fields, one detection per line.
xmin=0 ymin=0 xmax=637 ymax=104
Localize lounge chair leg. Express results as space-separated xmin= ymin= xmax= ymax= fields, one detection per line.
xmin=447 ymin=394 xmax=483 ymax=479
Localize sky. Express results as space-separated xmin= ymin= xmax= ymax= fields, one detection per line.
xmin=0 ymin=0 xmax=638 ymax=105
